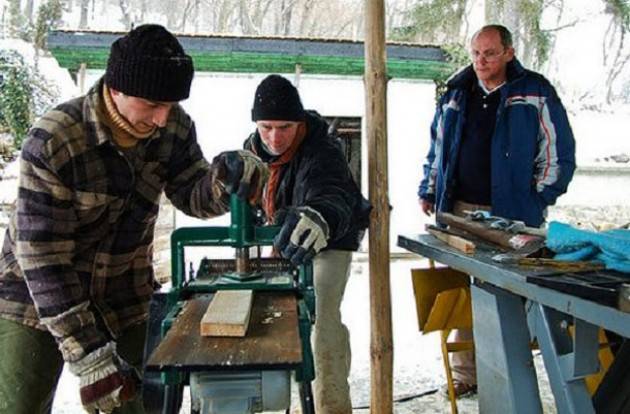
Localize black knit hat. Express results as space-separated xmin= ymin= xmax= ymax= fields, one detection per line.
xmin=105 ymin=24 xmax=193 ymax=102
xmin=251 ymin=75 xmax=305 ymax=122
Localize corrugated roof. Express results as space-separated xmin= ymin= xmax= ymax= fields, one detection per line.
xmin=48 ymin=30 xmax=451 ymax=80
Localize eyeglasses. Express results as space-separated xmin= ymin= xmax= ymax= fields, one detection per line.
xmin=469 ymin=49 xmax=506 ymax=63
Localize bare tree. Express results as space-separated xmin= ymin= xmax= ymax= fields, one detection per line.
xmin=253 ymin=0 xmax=274 ymax=33
xmin=164 ymin=0 xmax=179 ymax=30
xmin=387 ymin=0 xmax=412 ymax=35
xmin=24 ymin=0 xmax=34 ymax=23
xmin=180 ymin=0 xmax=196 ymax=31
xmin=297 ymin=0 xmax=315 ymax=35
xmin=193 ymin=0 xmax=201 ymax=32
xmin=239 ymin=0 xmax=257 ymax=34
xmin=602 ymin=0 xmax=630 ymax=104
xmin=236 ymin=0 xmax=274 ymax=34
xmin=118 ymin=0 xmax=132 ymax=29
xmin=351 ymin=1 xmax=365 ymax=40
xmin=278 ymin=0 xmax=296 ymax=36
xmin=214 ymin=0 xmax=236 ymax=32
xmin=139 ymin=0 xmax=148 ymax=22
xmin=485 ymin=0 xmax=572 ymax=70
xmin=79 ymin=0 xmax=89 ymax=29
xmin=393 ymin=0 xmax=468 ymax=44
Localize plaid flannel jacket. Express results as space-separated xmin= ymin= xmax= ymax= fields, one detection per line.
xmin=0 ymin=77 xmax=227 ymax=362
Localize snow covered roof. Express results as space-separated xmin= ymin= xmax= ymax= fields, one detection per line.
xmin=48 ymin=30 xmax=449 ymax=80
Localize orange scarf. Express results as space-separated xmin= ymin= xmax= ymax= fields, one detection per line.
xmin=259 ymin=122 xmax=306 ymax=222
xmin=102 ymin=84 xmax=156 ymax=147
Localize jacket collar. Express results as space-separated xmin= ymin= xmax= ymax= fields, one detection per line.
xmin=447 ymin=58 xmax=526 ymax=90
xmin=82 ymin=77 xmax=116 ymax=147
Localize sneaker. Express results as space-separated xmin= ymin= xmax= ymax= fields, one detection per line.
xmin=442 ymin=380 xmax=478 ymax=398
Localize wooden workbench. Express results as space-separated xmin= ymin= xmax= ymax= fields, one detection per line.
xmin=399 ymin=233 xmax=630 ymax=414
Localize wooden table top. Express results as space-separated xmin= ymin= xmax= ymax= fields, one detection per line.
xmin=146 ymin=291 xmax=302 ymax=372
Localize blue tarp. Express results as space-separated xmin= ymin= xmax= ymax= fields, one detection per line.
xmin=546 ymin=221 xmax=630 ymax=273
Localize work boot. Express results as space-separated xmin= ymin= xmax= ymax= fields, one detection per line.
xmin=443 ymin=380 xmax=477 ymax=398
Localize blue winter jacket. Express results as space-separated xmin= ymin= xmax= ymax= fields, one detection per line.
xmin=418 ymin=59 xmax=576 ymax=227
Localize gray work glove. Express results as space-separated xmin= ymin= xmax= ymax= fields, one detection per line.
xmin=68 ymin=342 xmax=138 ymax=414
xmin=274 ymin=206 xmax=330 ymax=265
xmin=211 ymin=150 xmax=268 ymax=204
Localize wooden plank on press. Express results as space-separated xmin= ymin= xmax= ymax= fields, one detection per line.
xmin=200 ymin=290 xmax=254 ymax=337
xmin=147 ymin=292 xmax=301 ymax=371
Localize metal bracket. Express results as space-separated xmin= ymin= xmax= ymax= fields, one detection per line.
xmin=527 ymin=302 xmax=596 ymax=414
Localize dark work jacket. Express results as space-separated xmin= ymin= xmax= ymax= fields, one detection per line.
xmin=245 ymin=111 xmax=371 ymax=251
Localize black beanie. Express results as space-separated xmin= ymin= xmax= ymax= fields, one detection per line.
xmin=251 ymin=75 xmax=305 ymax=122
xmin=105 ymin=24 xmax=193 ymax=102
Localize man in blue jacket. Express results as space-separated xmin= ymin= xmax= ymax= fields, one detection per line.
xmin=418 ymin=24 xmax=576 ymax=395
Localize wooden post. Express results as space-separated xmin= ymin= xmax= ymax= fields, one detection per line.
xmin=78 ymin=62 xmax=87 ymax=94
xmin=294 ymin=63 xmax=302 ymax=88
xmin=364 ymin=0 xmax=393 ymax=412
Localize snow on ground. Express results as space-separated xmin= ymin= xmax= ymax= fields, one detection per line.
xmin=569 ymin=105 xmax=630 ymax=168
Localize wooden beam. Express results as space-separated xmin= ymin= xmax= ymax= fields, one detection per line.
xmin=365 ymin=0 xmax=393 ymax=412
xmin=200 ymin=290 xmax=254 ymax=337
xmin=426 ymin=226 xmax=476 ymax=254
xmin=49 ymin=48 xmax=450 ymax=80
xmin=78 ymin=62 xmax=87 ymax=94
xmin=437 ymin=212 xmax=544 ymax=251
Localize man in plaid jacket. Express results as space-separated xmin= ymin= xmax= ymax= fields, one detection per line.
xmin=0 ymin=24 xmax=267 ymax=413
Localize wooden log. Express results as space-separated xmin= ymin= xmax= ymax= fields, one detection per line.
xmin=365 ymin=0 xmax=393 ymax=412
xmin=426 ymin=225 xmax=476 ymax=254
xmin=200 ymin=290 xmax=254 ymax=337
xmin=437 ymin=212 xmax=544 ymax=251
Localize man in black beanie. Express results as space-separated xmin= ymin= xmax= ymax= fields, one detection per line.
xmin=0 ymin=24 xmax=267 ymax=413
xmin=245 ymin=74 xmax=371 ymax=414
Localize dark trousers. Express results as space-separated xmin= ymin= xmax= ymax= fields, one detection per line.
xmin=0 ymin=317 xmax=147 ymax=414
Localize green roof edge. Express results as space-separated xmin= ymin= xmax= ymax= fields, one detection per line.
xmin=49 ymin=47 xmax=452 ymax=81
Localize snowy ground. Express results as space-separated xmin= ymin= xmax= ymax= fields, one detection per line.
xmin=52 ymin=258 xmax=558 ymax=414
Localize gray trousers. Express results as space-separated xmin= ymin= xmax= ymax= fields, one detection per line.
xmin=450 ymin=201 xmax=490 ymax=385
xmin=312 ymin=249 xmax=353 ymax=414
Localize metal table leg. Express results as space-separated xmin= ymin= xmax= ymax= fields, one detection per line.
xmin=162 ymin=384 xmax=184 ymax=414
xmin=299 ymin=381 xmax=315 ymax=414
xmin=527 ymin=303 xmax=597 ymax=414
xmin=471 ymin=283 xmax=543 ymax=414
